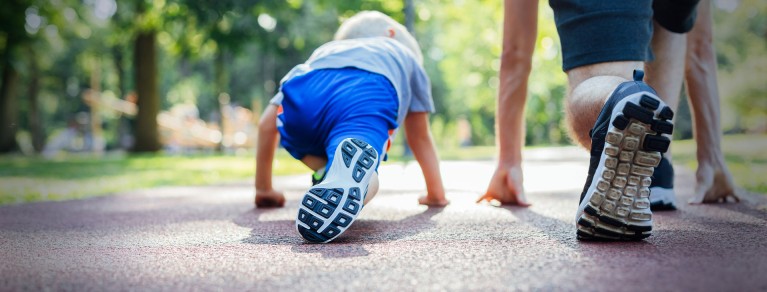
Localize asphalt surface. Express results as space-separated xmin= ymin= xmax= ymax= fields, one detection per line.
xmin=2 ymin=147 xmax=766 ymax=291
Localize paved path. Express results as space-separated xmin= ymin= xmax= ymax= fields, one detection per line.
xmin=2 ymin=147 xmax=766 ymax=291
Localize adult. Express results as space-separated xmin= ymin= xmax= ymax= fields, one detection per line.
xmin=479 ymin=0 xmax=737 ymax=240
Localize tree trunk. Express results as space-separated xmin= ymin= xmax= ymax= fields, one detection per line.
xmin=403 ymin=0 xmax=415 ymax=33
xmin=89 ymin=57 xmax=104 ymax=153
xmin=28 ymin=48 xmax=44 ymax=153
xmin=112 ymin=45 xmax=131 ymax=150
xmin=214 ymin=48 xmax=228 ymax=152
xmin=214 ymin=48 xmax=228 ymax=96
xmin=132 ymin=31 xmax=161 ymax=152
xmin=402 ymin=0 xmax=416 ymax=156
xmin=0 ymin=54 xmax=19 ymax=153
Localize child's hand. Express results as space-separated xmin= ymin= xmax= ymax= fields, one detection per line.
xmin=418 ymin=194 xmax=449 ymax=207
xmin=255 ymin=189 xmax=286 ymax=208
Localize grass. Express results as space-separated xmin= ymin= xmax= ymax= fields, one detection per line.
xmin=0 ymin=150 xmax=308 ymax=205
xmin=670 ymin=134 xmax=767 ymax=194
xmin=1 ymin=134 xmax=764 ymax=206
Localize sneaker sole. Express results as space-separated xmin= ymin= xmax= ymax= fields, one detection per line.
xmin=296 ymin=138 xmax=378 ymax=243
xmin=577 ymin=93 xmax=673 ymax=241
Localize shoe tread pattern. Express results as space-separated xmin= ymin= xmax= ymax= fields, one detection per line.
xmin=578 ymin=95 xmax=674 ymax=241
xmin=297 ymin=139 xmax=376 ymax=243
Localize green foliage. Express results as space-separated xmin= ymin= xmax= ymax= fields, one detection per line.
xmin=419 ymin=0 xmax=568 ymax=146
xmin=670 ymin=135 xmax=767 ymax=194
xmin=1 ymin=0 xmax=764 ymax=154
xmin=713 ymin=0 xmax=767 ymax=131
xmin=419 ymin=0 xmax=502 ymax=145
xmin=526 ymin=3 xmax=568 ymax=145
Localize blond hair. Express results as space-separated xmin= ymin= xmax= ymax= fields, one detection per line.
xmin=334 ymin=11 xmax=423 ymax=65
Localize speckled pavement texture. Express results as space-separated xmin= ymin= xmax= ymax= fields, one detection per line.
xmin=2 ymin=147 xmax=766 ymax=291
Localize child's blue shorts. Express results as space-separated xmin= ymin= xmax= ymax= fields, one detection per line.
xmin=277 ymin=67 xmax=399 ymax=171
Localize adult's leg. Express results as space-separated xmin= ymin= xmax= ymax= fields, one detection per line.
xmin=565 ymin=61 xmax=643 ymax=148
xmin=551 ymin=0 xmax=679 ymax=240
xmin=546 ymin=0 xmax=680 ymax=240
xmin=648 ymin=0 xmax=702 ymax=107
xmin=684 ymin=0 xmax=738 ymax=203
xmin=643 ymin=22 xmax=688 ymax=210
xmin=645 ymin=22 xmax=687 ymax=117
xmin=567 ymin=61 xmax=676 ymax=241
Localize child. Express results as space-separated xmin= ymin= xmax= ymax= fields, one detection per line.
xmin=254 ymin=11 xmax=447 ymax=243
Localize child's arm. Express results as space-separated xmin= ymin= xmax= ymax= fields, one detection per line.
xmin=404 ymin=112 xmax=448 ymax=206
xmin=255 ymin=104 xmax=285 ymax=208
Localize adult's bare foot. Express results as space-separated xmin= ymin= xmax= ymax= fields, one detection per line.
xmin=255 ymin=189 xmax=286 ymax=208
xmin=689 ymin=158 xmax=740 ymax=204
xmin=477 ymin=165 xmax=529 ymax=206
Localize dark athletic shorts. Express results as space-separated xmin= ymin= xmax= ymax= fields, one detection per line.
xmin=550 ymin=0 xmax=701 ymax=71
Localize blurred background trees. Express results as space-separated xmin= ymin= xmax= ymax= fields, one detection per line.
xmin=0 ymin=0 xmax=764 ymax=155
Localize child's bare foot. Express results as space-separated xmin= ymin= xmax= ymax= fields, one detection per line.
xmin=418 ymin=195 xmax=449 ymax=207
xmin=477 ymin=165 xmax=530 ymax=206
xmin=689 ymin=159 xmax=740 ymax=204
xmin=255 ymin=190 xmax=286 ymax=208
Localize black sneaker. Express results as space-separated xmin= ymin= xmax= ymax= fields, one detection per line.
xmin=296 ymin=138 xmax=378 ymax=243
xmin=650 ymin=155 xmax=677 ymax=210
xmin=575 ymin=70 xmax=674 ymax=241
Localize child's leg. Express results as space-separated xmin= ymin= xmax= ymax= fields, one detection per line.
xmin=300 ymin=155 xmax=327 ymax=172
xmin=300 ymin=152 xmax=391 ymax=197
xmin=364 ymin=173 xmax=380 ymax=205
xmin=296 ymin=137 xmax=381 ymax=243
xmin=302 ymin=154 xmax=329 ymax=186
xmin=298 ymin=145 xmax=388 ymax=204
xmin=294 ymin=68 xmax=398 ymax=243
xmin=323 ymin=123 xmax=391 ymax=203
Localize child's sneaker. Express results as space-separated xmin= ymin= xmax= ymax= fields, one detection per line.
xmin=575 ymin=70 xmax=674 ymax=241
xmin=311 ymin=168 xmax=327 ymax=186
xmin=650 ymin=155 xmax=678 ymax=210
xmin=296 ymin=138 xmax=378 ymax=243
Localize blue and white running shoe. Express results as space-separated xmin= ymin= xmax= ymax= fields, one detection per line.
xmin=296 ymin=138 xmax=378 ymax=243
xmin=576 ymin=70 xmax=674 ymax=241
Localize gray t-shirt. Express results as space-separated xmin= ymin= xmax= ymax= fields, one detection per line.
xmin=269 ymin=37 xmax=434 ymax=127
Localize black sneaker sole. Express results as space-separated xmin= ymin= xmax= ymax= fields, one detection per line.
xmin=577 ymin=94 xmax=673 ymax=241
xmin=296 ymin=138 xmax=378 ymax=243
